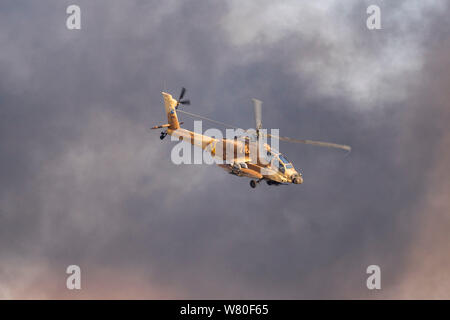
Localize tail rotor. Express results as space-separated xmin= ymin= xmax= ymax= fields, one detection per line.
xmin=176 ymin=87 xmax=190 ymax=109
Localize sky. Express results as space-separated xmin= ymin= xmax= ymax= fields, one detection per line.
xmin=0 ymin=0 xmax=449 ymax=299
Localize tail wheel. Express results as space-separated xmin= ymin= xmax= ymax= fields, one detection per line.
xmin=250 ymin=180 xmax=257 ymax=188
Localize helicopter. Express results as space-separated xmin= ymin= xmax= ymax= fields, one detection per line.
xmin=151 ymin=88 xmax=351 ymax=189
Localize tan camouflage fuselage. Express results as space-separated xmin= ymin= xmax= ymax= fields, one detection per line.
xmin=160 ymin=92 xmax=303 ymax=185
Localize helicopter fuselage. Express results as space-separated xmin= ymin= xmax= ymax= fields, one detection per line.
xmin=167 ymin=126 xmax=303 ymax=185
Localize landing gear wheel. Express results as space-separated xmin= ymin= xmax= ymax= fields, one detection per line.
xmin=160 ymin=131 xmax=167 ymax=140
xmin=250 ymin=180 xmax=257 ymax=188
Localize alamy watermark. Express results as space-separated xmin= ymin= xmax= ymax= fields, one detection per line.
xmin=366 ymin=265 xmax=381 ymax=290
xmin=66 ymin=265 xmax=81 ymax=290
xmin=167 ymin=121 xmax=286 ymax=175
xmin=66 ymin=5 xmax=81 ymax=30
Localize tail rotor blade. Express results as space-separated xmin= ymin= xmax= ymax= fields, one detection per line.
xmin=179 ymin=99 xmax=190 ymax=105
xmin=178 ymin=87 xmax=186 ymax=101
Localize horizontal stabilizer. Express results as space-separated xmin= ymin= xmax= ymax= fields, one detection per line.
xmin=151 ymin=122 xmax=184 ymax=130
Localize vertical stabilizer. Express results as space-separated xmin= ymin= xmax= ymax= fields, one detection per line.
xmin=162 ymin=92 xmax=180 ymax=130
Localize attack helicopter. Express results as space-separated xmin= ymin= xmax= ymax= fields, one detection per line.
xmin=151 ymin=88 xmax=350 ymax=188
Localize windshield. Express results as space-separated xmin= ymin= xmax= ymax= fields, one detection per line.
xmin=279 ymin=154 xmax=293 ymax=168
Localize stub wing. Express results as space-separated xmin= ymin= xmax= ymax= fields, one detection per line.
xmin=217 ymin=164 xmax=263 ymax=179
xmin=239 ymin=168 xmax=263 ymax=179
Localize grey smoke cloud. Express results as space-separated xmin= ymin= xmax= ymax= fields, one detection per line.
xmin=0 ymin=0 xmax=449 ymax=298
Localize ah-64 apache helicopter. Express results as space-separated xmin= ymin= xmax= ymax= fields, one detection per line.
xmin=151 ymin=88 xmax=351 ymax=189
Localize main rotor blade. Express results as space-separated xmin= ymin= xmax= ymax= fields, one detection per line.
xmin=176 ymin=109 xmax=240 ymax=129
xmin=252 ymin=99 xmax=262 ymax=131
xmin=265 ymin=133 xmax=351 ymax=152
xmin=175 ymin=106 xmax=351 ymax=152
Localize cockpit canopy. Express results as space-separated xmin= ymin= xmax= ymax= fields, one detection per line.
xmin=278 ymin=154 xmax=293 ymax=169
xmin=265 ymin=149 xmax=294 ymax=173
xmin=234 ymin=135 xmax=296 ymax=173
